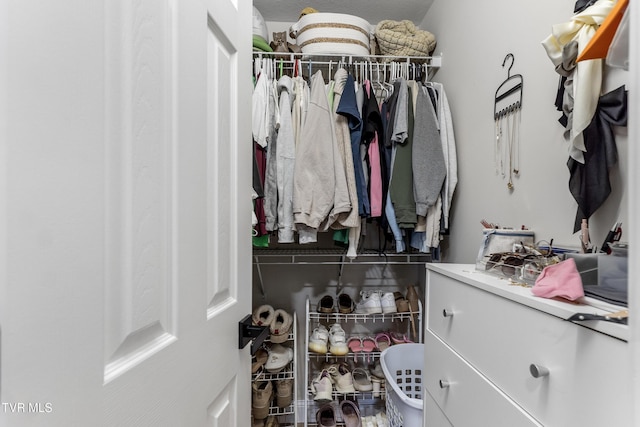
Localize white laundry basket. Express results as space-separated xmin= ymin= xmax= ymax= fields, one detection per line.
xmin=380 ymin=343 xmax=424 ymax=427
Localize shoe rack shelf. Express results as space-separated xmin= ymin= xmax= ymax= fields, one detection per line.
xmin=309 ymin=309 xmax=421 ymax=326
xmin=253 ymin=248 xmax=430 ymax=265
xmin=252 ymin=316 xmax=297 ymax=425
xmin=303 ymin=299 xmax=422 ymax=426
xmin=253 ymin=248 xmax=430 ymax=298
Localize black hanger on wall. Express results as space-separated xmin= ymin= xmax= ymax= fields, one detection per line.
xmin=494 ymin=53 xmax=524 ymax=120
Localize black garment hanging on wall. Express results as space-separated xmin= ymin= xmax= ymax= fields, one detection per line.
xmin=568 ymin=85 xmax=627 ymax=232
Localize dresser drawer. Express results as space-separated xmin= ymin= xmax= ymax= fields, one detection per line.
xmin=426 ymin=270 xmax=631 ymax=426
xmin=424 ymin=391 xmax=452 ymax=427
xmin=424 ymin=330 xmax=541 ymax=427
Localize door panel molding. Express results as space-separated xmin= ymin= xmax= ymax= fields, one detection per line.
xmin=206 ymin=16 xmax=239 ymax=314
xmin=104 ymin=0 xmax=178 ymax=381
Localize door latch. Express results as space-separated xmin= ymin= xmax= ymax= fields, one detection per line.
xmin=238 ymin=314 xmax=269 ymax=354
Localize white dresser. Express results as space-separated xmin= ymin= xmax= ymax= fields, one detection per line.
xmin=423 ymin=263 xmax=631 ymax=427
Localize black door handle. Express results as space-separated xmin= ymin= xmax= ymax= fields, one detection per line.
xmin=238 ymin=314 xmax=270 ymax=354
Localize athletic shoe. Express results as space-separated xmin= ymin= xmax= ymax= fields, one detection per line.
xmin=328 ymin=324 xmax=348 ymax=356
xmin=264 ymin=344 xmax=293 ymax=372
xmin=354 ymin=291 xmax=382 ymax=314
xmin=308 ymin=324 xmax=329 ymax=354
xmin=311 ymin=370 xmax=333 ymax=403
xmin=380 ymin=292 xmax=397 ymax=314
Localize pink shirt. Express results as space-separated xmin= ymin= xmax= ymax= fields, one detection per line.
xmin=366 ymin=81 xmax=383 ymax=217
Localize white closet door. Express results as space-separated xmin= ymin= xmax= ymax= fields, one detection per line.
xmin=0 ymin=0 xmax=252 ymax=426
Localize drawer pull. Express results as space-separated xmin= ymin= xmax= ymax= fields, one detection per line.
xmin=529 ymin=364 xmax=549 ymax=378
xmin=442 ymin=309 xmax=454 ymax=317
xmin=439 ymin=379 xmax=450 ymax=389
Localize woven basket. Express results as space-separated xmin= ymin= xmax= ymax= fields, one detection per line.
xmin=289 ymin=13 xmax=372 ymax=56
xmin=374 ymin=20 xmax=436 ymax=59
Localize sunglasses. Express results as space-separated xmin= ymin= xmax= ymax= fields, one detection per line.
xmin=485 ymin=252 xmax=537 ymax=278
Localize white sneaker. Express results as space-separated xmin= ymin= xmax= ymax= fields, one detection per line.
xmin=380 ymin=292 xmax=397 ymax=314
xmin=354 ymin=291 xmax=383 ymax=314
xmin=308 ymin=325 xmax=329 ymax=354
xmin=311 ymin=369 xmax=333 ymax=403
xmin=328 ymin=324 xmax=348 ymax=356
xmin=264 ymin=344 xmax=293 ymax=372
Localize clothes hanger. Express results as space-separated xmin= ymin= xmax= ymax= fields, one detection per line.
xmin=494 ymin=53 xmax=524 ymax=120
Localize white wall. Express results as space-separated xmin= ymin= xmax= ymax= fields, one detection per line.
xmin=421 ymin=0 xmax=629 ymax=263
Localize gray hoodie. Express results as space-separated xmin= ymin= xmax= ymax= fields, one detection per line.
xmin=275 ymin=75 xmax=296 ymax=243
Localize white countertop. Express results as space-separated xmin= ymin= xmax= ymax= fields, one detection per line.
xmin=427 ymin=263 xmax=629 ymax=342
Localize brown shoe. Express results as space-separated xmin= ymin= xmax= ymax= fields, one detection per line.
xmin=252 ymin=380 xmax=273 ymax=420
xmin=264 ymin=415 xmax=279 ymax=427
xmin=393 ymin=291 xmax=410 ymax=312
xmin=316 ymin=404 xmax=337 ymax=427
xmin=276 ymin=378 xmax=293 ymax=408
xmin=251 ymin=348 xmax=268 ymax=374
xmin=339 ymin=400 xmax=361 ymax=427
xmin=406 ymin=285 xmax=420 ymax=313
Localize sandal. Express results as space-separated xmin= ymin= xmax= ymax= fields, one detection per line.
xmin=352 ymin=368 xmax=373 ymax=392
xmin=347 ymin=337 xmax=364 ymax=353
xmin=361 ymin=336 xmax=376 ymax=353
xmin=337 ymin=293 xmax=355 ymax=314
xmin=317 ymin=295 xmax=335 ymax=313
xmin=374 ymin=332 xmax=391 ymax=351
xmin=390 ymin=331 xmax=413 ymax=344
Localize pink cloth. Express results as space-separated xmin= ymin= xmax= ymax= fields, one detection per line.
xmin=368 ymin=134 xmax=383 ymax=217
xmin=365 ymin=81 xmax=383 ymax=217
xmin=532 ymin=258 xmax=585 ymax=301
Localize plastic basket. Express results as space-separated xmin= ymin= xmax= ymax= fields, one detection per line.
xmin=380 ymin=343 xmax=424 ymax=427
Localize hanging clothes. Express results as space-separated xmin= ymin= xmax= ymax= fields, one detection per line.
xmin=331 ymin=68 xmax=360 ymax=229
xmin=275 ymin=75 xmax=296 ymax=243
xmin=252 ymin=65 xmax=273 ymax=245
xmin=337 ymin=74 xmax=367 ymax=219
xmin=361 ymin=80 xmax=385 ymax=219
xmin=431 ymin=82 xmax=458 ymax=232
xmin=293 ymin=70 xmax=351 ymax=243
xmin=389 ymin=79 xmax=417 ymax=228
xmin=412 ymin=83 xmax=446 ymax=217
xmin=292 ymin=75 xmax=309 ymax=147
xmin=542 ymin=0 xmax=616 ymax=162
xmin=568 ymin=85 xmax=627 ymax=232
xmin=263 ymin=78 xmax=280 ymax=232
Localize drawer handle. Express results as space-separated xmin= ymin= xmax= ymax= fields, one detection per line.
xmin=439 ymin=380 xmax=450 ymax=389
xmin=442 ymin=309 xmax=454 ymax=317
xmin=529 ymin=364 xmax=549 ymax=378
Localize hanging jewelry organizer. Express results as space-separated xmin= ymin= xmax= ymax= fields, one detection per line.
xmin=494 ymin=53 xmax=524 ymax=190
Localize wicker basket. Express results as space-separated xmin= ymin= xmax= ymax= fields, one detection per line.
xmin=289 ymin=13 xmax=372 ymax=57
xmin=374 ymin=20 xmax=436 ymax=59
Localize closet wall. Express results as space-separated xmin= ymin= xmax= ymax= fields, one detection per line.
xmin=421 ymin=0 xmax=629 ymax=262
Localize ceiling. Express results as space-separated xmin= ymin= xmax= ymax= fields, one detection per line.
xmin=253 ymin=0 xmax=434 ymax=24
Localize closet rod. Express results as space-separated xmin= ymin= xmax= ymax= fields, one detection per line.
xmin=254 ymin=51 xmax=443 ymax=67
